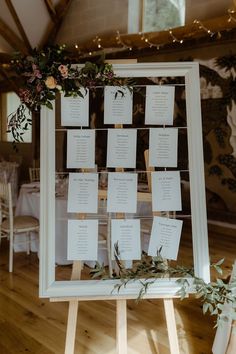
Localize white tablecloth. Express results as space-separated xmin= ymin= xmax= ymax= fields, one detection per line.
xmin=15 ymin=183 xmax=152 ymax=265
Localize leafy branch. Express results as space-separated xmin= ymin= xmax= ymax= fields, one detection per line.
xmin=90 ymin=248 xmax=236 ymax=326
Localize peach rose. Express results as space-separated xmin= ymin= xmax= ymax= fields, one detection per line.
xmin=45 ymin=76 xmax=57 ymax=89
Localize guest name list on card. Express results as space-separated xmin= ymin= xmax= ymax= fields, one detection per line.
xmin=67 ymin=129 xmax=95 ymax=169
xmin=149 ymin=128 xmax=178 ymax=167
xmin=148 ymin=217 xmax=183 ymax=260
xmin=61 ymin=88 xmax=89 ymax=126
xmin=67 ymin=219 xmax=98 ymax=261
xmin=145 ymin=85 xmax=175 ymax=125
xmin=104 ymin=86 xmax=133 ymax=125
xmin=111 ymin=219 xmax=141 ymax=261
xmin=67 ymin=173 xmax=98 ymax=213
xmin=107 ymin=172 xmax=137 ymax=213
xmin=106 ymin=129 xmax=137 ymax=168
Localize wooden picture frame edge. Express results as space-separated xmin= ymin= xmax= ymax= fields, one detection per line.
xmin=39 ymin=62 xmax=210 ymax=299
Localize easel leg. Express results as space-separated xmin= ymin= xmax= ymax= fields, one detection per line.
xmin=163 ymin=299 xmax=180 ymax=354
xmin=64 ymin=261 xmax=82 ymax=354
xmin=65 ymin=300 xmax=79 ymax=354
xmin=116 ymin=299 xmax=127 ymax=354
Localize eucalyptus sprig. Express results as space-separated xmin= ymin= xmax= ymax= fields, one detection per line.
xmin=90 ymin=248 xmax=236 ymax=326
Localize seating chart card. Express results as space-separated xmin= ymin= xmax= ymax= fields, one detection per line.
xmin=67 ymin=173 xmax=98 ymax=213
xmin=145 ymin=85 xmax=175 ymax=125
xmin=111 ymin=219 xmax=141 ymax=260
xmin=148 ymin=216 xmax=183 ymax=260
xmin=67 ymin=219 xmax=98 ymax=261
xmin=106 ymin=129 xmax=137 ymax=168
xmin=104 ymin=86 xmax=133 ymax=125
xmin=67 ymin=129 xmax=95 ymax=168
xmin=151 ymin=171 xmax=182 ymax=211
xmin=61 ymin=89 xmax=89 ymax=126
xmin=149 ymin=128 xmax=178 ymax=167
xmin=107 ymin=172 xmax=137 ymax=213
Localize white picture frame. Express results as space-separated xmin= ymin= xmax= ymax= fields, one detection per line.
xmin=39 ymin=62 xmax=210 ymax=299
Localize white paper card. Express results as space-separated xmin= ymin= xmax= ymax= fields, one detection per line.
xmin=151 ymin=171 xmax=182 ymax=211
xmin=106 ymin=129 xmax=137 ymax=168
xmin=145 ymin=85 xmax=175 ymax=125
xmin=111 ymin=219 xmax=141 ymax=260
xmin=148 ymin=216 xmax=183 ymax=260
xmin=67 ymin=173 xmax=98 ymax=213
xmin=149 ymin=128 xmax=178 ymax=167
xmin=107 ymin=173 xmax=137 ymax=213
xmin=104 ymin=86 xmax=133 ymax=124
xmin=61 ymin=89 xmax=89 ymax=126
xmin=67 ymin=129 xmax=95 ymax=168
xmin=67 ymin=219 xmax=98 ymax=261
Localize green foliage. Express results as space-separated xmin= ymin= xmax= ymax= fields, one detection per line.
xmin=90 ymin=252 xmax=236 ymax=326
xmin=8 ymin=45 xmax=125 ymax=141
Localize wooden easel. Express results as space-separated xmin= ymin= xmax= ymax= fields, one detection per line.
xmin=51 ymin=125 xmax=180 ymax=354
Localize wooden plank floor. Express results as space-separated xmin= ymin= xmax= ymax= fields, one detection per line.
xmin=0 ymin=224 xmax=235 ymax=354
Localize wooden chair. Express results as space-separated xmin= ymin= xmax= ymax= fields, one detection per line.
xmin=0 ymin=182 xmax=39 ymax=272
xmin=29 ymin=167 xmax=40 ymax=182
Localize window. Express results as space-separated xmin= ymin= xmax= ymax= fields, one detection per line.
xmin=128 ymin=0 xmax=186 ymax=33
xmin=1 ymin=92 xmax=32 ymax=143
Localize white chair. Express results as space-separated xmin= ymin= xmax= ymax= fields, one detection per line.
xmin=0 ymin=182 xmax=39 ymax=272
xmin=29 ymin=167 xmax=40 ymax=182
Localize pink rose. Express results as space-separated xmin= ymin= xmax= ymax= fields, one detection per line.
xmin=19 ymin=88 xmax=32 ymax=104
xmin=58 ymin=64 xmax=68 ymax=78
xmin=45 ymin=76 xmax=57 ymax=89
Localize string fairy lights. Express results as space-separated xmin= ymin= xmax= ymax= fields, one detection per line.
xmin=72 ymin=9 xmax=236 ymax=58
xmin=93 ymin=35 xmax=103 ymax=49
xmin=115 ymin=30 xmax=133 ymax=51
xmin=227 ymin=9 xmax=236 ymax=23
xmin=193 ymin=19 xmax=215 ymax=37
xmin=139 ymin=32 xmax=161 ymax=50
xmin=168 ymin=29 xmax=184 ymax=44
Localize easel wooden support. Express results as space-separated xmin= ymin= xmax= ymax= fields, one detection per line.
xmin=51 ymin=287 xmax=180 ymax=354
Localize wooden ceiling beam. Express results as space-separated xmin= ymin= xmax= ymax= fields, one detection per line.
xmin=5 ymin=0 xmax=32 ymax=52
xmin=68 ymin=13 xmax=236 ymax=58
xmin=0 ymin=16 xmax=29 ymax=54
xmin=39 ymin=0 xmax=72 ymax=48
xmin=44 ymin=0 xmax=57 ymax=22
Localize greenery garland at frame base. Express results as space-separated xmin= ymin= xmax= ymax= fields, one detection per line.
xmin=7 ymin=45 xmax=128 ymax=143
xmin=90 ymin=247 xmax=236 ymax=328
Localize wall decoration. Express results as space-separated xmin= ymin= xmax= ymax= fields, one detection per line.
xmin=198 ymin=56 xmax=236 ymax=220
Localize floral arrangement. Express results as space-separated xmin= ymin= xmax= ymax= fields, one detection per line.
xmin=8 ymin=45 xmax=119 ymax=141
xmin=91 ymin=246 xmax=236 ymax=327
